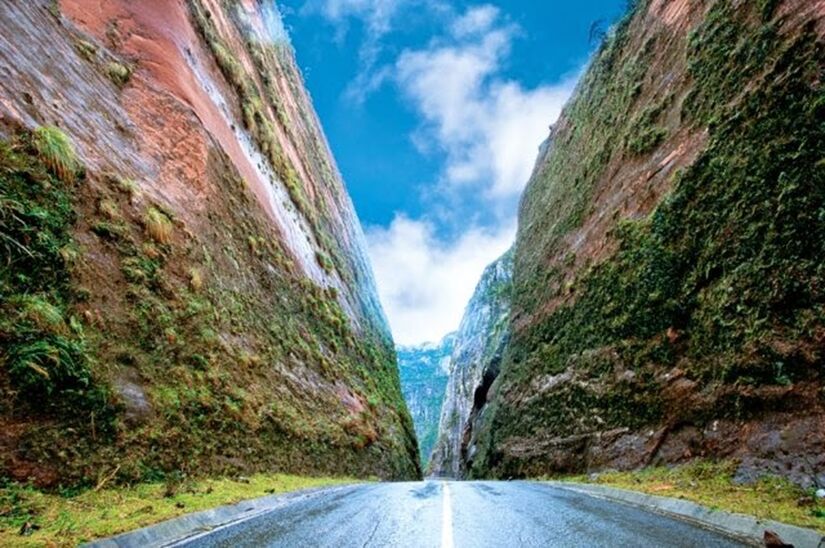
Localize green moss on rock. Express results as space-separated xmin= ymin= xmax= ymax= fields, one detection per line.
xmin=472 ymin=0 xmax=825 ymax=479
xmin=0 ymin=131 xmax=114 ymax=420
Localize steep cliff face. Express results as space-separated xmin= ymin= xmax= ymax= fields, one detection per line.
xmin=430 ymin=250 xmax=512 ymax=478
xmin=397 ymin=334 xmax=454 ymax=469
xmin=470 ymin=0 xmax=825 ymax=486
xmin=0 ymin=0 xmax=419 ymax=486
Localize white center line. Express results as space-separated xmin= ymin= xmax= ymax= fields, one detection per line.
xmin=441 ymin=482 xmax=454 ymax=548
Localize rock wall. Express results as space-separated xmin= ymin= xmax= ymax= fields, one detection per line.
xmin=469 ymin=0 xmax=825 ymax=487
xmin=430 ymin=250 xmax=513 ymax=478
xmin=0 ymin=0 xmax=419 ymax=486
xmin=397 ymin=334 xmax=455 ymax=469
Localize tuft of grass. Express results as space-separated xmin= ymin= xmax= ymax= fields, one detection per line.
xmin=189 ymin=268 xmax=204 ymax=291
xmin=564 ymin=461 xmax=825 ymax=534
xmin=59 ymin=243 xmax=80 ymax=265
xmin=14 ymin=295 xmax=65 ymax=333
xmin=0 ymin=474 xmax=360 ymax=547
xmin=47 ymin=0 xmax=60 ymax=18
xmin=7 ymin=338 xmax=80 ymax=391
xmin=144 ymin=207 xmax=173 ymax=245
xmin=75 ymin=40 xmax=98 ymax=62
xmin=107 ymin=61 xmax=132 ymax=88
xmin=315 ymin=251 xmax=334 ymax=275
xmin=31 ymin=126 xmax=79 ymax=183
xmin=92 ymin=220 xmax=130 ymax=242
xmin=247 ymin=235 xmax=261 ymax=255
xmin=626 ymin=126 xmax=667 ymax=155
xmin=117 ymin=177 xmax=139 ymax=197
xmin=98 ymin=199 xmax=121 ymax=221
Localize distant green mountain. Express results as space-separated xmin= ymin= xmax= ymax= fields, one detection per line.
xmin=397 ymin=334 xmax=455 ymax=469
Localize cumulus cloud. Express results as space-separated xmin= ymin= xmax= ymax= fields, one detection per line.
xmin=395 ymin=5 xmax=576 ymax=198
xmin=303 ymin=0 xmax=442 ymax=102
xmin=305 ymin=3 xmax=579 ymax=344
xmin=306 ymin=0 xmax=406 ymax=37
xmin=361 ymin=5 xmax=577 ymax=345
xmin=450 ymin=4 xmax=500 ymax=38
xmin=366 ymin=216 xmax=514 ymax=345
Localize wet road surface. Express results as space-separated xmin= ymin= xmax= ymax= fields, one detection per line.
xmin=175 ymin=481 xmax=748 ymax=547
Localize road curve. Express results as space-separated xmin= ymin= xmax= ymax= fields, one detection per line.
xmin=172 ymin=481 xmax=747 ymax=547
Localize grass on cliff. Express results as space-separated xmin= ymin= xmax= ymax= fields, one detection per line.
xmin=186 ymin=0 xmax=357 ymax=289
xmin=2 ymin=123 xmax=417 ymax=485
xmin=478 ymin=0 xmax=825 ymax=474
xmin=0 ymin=473 xmax=359 ymax=546
xmin=1 ymin=127 xmax=112 ymax=418
xmin=186 ymin=0 xmax=308 ymax=220
xmin=565 ymin=461 xmax=825 ymax=534
xmin=31 ymin=126 xmax=79 ymax=184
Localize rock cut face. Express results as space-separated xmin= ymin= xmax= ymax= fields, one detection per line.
xmin=0 ymin=0 xmax=419 ymax=485
xmin=430 ymin=250 xmax=513 ymax=479
xmin=466 ymin=0 xmax=825 ymax=485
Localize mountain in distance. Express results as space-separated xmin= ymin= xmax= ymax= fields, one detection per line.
xmin=397 ymin=334 xmax=455 ymax=469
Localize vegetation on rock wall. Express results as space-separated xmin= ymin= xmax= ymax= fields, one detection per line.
xmin=472 ymin=0 xmax=824 ymax=478
xmin=431 ymin=250 xmax=513 ymax=478
xmin=187 ymin=1 xmax=306 ymax=212
xmin=0 ymin=122 xmax=417 ymax=487
xmin=0 ymin=129 xmax=115 ymax=425
xmin=513 ymin=8 xmax=658 ymax=271
xmin=187 ymin=0 xmax=354 ymax=289
xmin=0 ymin=0 xmax=419 ymax=490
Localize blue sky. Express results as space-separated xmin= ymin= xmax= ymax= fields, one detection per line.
xmin=278 ymin=0 xmax=626 ymax=344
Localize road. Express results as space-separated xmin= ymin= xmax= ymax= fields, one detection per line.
xmin=172 ymin=481 xmax=748 ymax=547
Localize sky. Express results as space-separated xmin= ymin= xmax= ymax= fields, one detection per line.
xmin=278 ymin=0 xmax=626 ymax=345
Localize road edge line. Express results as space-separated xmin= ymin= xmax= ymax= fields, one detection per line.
xmin=545 ymin=481 xmax=825 ymax=548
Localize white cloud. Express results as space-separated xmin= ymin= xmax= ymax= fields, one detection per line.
xmin=303 ymin=0 xmax=408 ymax=78
xmin=304 ymin=0 xmax=441 ymax=102
xmin=395 ymin=5 xmax=576 ymax=198
xmin=451 ymin=4 xmax=500 ymax=38
xmin=366 ymin=216 xmax=514 ymax=345
xmin=305 ymin=3 xmax=581 ymax=344
xmin=308 ymin=0 xmax=406 ymax=37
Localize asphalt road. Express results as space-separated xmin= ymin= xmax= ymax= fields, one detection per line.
xmin=174 ymin=481 xmax=748 ymax=547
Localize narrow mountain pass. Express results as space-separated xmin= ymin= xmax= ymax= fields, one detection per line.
xmin=175 ymin=481 xmax=747 ymax=547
